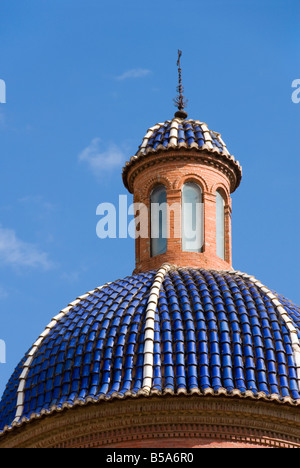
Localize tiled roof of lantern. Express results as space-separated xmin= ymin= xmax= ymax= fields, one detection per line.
xmin=122 ymin=50 xmax=242 ymax=192
xmin=122 ymin=118 xmax=242 ymax=192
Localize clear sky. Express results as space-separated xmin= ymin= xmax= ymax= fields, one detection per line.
xmin=0 ymin=0 xmax=299 ymax=396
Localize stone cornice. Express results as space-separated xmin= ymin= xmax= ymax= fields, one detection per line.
xmin=122 ymin=148 xmax=242 ymax=194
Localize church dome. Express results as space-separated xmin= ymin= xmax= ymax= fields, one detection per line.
xmin=1 ymin=265 xmax=300 ymax=435
xmin=1 ymin=51 xmax=299 ymax=449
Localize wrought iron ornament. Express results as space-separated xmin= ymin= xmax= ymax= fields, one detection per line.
xmin=174 ymin=49 xmax=188 ymax=118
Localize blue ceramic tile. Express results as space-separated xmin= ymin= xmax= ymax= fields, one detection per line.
xmin=1 ymin=268 xmax=300 ymax=431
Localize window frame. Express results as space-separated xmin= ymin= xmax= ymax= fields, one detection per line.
xmin=216 ymin=188 xmax=226 ymax=260
xmin=181 ymin=181 xmax=203 ymax=253
xmin=150 ymin=184 xmax=168 ymax=257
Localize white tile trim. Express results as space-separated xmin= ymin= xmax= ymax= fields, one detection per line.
xmin=141 ymin=263 xmax=172 ymax=393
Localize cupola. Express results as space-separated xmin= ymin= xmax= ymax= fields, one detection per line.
xmin=122 ymin=51 xmax=242 ymax=273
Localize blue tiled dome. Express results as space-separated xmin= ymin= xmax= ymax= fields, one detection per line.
xmin=1 ymin=266 xmax=300 ymax=433
xmin=122 ymin=117 xmax=242 ymax=191
xmin=136 ymin=118 xmax=229 ymax=154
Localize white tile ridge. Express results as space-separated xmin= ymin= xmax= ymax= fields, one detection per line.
xmin=12 ymin=282 xmax=110 ymax=425
xmin=169 ymin=121 xmax=178 ymax=146
xmin=140 ymin=124 xmax=162 ymax=147
xmin=226 ymin=269 xmax=300 ymax=396
xmin=142 ymin=263 xmax=172 ymax=393
xmin=211 ymin=130 xmax=221 ymax=137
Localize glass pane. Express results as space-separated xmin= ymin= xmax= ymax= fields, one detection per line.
xmin=216 ymin=190 xmax=225 ymax=259
xmin=150 ymin=185 xmax=167 ymax=257
xmin=182 ymin=183 xmax=203 ymax=252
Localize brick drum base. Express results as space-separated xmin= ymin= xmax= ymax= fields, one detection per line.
xmin=1 ymin=395 xmax=300 ymax=448
xmin=111 ymin=439 xmax=263 ymax=449
xmin=126 ymin=150 xmax=237 ymax=273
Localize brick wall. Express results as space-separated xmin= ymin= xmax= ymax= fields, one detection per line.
xmin=108 ymin=438 xmax=263 ymax=448
xmin=125 ymin=150 xmax=237 ymax=273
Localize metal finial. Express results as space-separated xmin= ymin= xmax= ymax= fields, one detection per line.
xmin=174 ymin=49 xmax=188 ymax=118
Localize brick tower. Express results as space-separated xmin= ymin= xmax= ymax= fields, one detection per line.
xmin=123 ymin=119 xmax=241 ymax=274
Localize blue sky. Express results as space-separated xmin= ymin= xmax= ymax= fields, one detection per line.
xmin=0 ymin=0 xmax=299 ymax=396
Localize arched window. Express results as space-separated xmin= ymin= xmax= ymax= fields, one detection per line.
xmin=216 ymin=189 xmax=225 ymax=260
xmin=150 ymin=185 xmax=167 ymax=257
xmin=182 ymin=182 xmax=203 ymax=252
